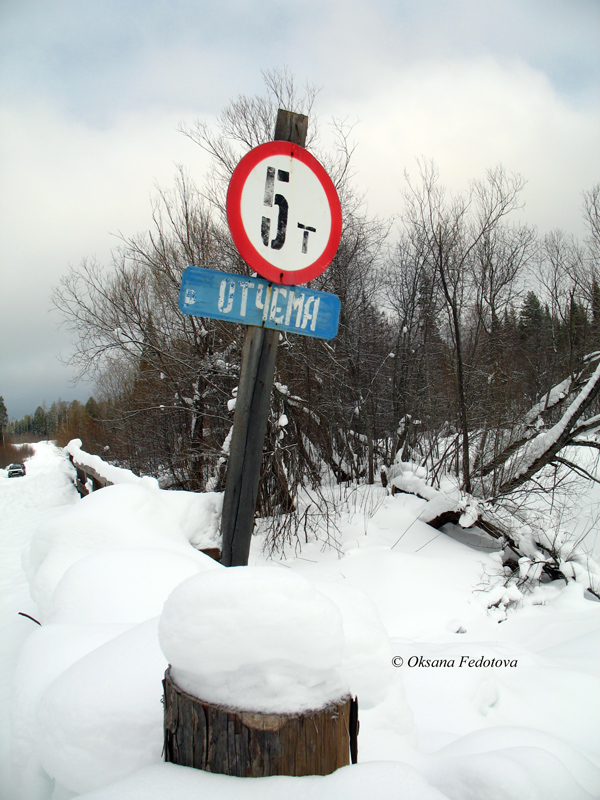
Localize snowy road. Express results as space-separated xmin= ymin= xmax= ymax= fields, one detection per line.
xmin=0 ymin=444 xmax=79 ymax=799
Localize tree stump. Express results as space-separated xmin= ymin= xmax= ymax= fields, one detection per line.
xmin=163 ymin=667 xmax=357 ymax=777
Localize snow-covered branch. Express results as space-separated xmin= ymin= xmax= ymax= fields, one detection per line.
xmin=497 ymin=359 xmax=600 ymax=496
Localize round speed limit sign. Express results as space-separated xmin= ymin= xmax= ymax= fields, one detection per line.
xmin=226 ymin=141 xmax=342 ymax=285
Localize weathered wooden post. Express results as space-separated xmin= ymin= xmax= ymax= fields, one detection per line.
xmin=179 ymin=110 xmax=341 ymax=568
xmin=219 ymin=323 xmax=281 ymax=566
xmin=170 ymin=107 xmax=351 ymax=778
xmin=219 ymin=110 xmax=307 ymax=567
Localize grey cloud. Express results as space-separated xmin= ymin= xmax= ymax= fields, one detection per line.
xmin=0 ymin=0 xmax=598 ymax=422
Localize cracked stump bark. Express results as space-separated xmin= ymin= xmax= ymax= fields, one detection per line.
xmin=163 ymin=668 xmax=357 ymax=777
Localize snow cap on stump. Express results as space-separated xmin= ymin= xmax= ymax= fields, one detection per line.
xmin=158 ymin=566 xmax=349 ymax=714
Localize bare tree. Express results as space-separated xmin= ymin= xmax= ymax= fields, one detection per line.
xmin=583 ymin=184 xmax=600 ymax=255
xmin=399 ymin=160 xmax=527 ymax=491
xmin=53 ymin=72 xmax=390 ymax=538
xmin=53 ymin=169 xmax=240 ymax=488
xmin=179 ymin=68 xmax=320 ymax=216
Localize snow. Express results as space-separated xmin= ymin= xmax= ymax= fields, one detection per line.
xmin=64 ymin=439 xmax=147 ymax=487
xmin=23 ymin=474 xmax=222 ymax=621
xmin=36 ymin=619 xmax=166 ymax=796
xmin=74 ymin=761 xmax=449 ymax=800
xmin=1 ymin=442 xmax=599 ymax=800
xmin=524 ymin=376 xmax=573 ymax=425
xmin=313 ymin=580 xmax=392 ymax=709
xmin=47 ymin=549 xmax=211 ymax=625
xmin=510 ymin=360 xmax=600 ymax=484
xmin=159 ymin=567 xmax=348 ymax=713
xmin=386 ymin=460 xmax=446 ymax=501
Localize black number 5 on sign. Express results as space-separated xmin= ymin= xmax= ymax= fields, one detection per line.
xmin=227 ymin=141 xmax=342 ymax=285
xmin=261 ymin=166 xmax=289 ymax=250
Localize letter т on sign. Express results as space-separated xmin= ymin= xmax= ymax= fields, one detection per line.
xmin=226 ymin=140 xmax=342 ymax=286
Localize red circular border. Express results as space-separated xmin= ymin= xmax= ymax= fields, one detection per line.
xmin=226 ymin=141 xmax=342 ymax=285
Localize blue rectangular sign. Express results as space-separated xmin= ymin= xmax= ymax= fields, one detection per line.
xmin=179 ymin=266 xmax=340 ymax=340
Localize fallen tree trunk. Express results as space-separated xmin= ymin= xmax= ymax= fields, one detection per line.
xmin=390 ymin=480 xmax=594 ymax=592
xmin=388 ymin=356 xmax=600 ymax=597
xmin=477 ymin=355 xmax=600 ymax=497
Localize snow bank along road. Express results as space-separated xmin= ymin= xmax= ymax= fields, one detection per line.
xmin=1 ymin=442 xmax=600 ymax=800
xmin=1 ymin=443 xmax=80 ymax=798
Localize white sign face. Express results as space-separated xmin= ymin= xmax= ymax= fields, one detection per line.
xmin=227 ymin=141 xmax=342 ymax=285
xmin=240 ymin=154 xmax=332 ymax=273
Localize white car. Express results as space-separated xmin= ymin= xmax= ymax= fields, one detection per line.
xmin=7 ymin=463 xmax=26 ymax=478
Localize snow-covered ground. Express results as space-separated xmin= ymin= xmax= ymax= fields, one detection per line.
xmin=1 ymin=442 xmax=599 ymax=799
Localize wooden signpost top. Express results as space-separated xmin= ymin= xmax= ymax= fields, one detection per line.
xmin=273 ymin=109 xmax=308 ymax=145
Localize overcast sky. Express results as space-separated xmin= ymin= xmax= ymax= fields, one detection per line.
xmin=1 ymin=0 xmax=599 ymax=420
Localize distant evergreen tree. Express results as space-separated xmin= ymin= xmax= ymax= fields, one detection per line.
xmin=568 ymin=297 xmax=590 ymax=359
xmin=33 ymin=405 xmax=48 ymax=437
xmin=47 ymin=402 xmax=59 ymax=436
xmin=0 ymin=396 xmax=8 ymax=444
xmin=518 ymin=291 xmax=545 ymax=337
xmin=518 ymin=291 xmax=554 ymax=403
xmin=85 ymin=396 xmax=100 ymax=419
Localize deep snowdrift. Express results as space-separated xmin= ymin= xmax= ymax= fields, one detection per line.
xmin=1 ymin=442 xmax=599 ymax=799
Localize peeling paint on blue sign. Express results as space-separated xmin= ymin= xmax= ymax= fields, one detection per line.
xmin=179 ymin=266 xmax=340 ymax=340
